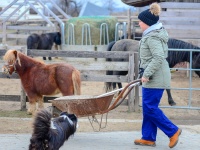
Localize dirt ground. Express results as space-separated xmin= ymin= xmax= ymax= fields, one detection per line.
xmin=0 ymin=69 xmax=200 ymax=134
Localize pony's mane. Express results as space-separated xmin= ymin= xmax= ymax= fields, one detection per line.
xmin=168 ymin=38 xmax=200 ymax=50
xmin=4 ymin=49 xmax=44 ymax=66
xmin=42 ymin=32 xmax=61 ymax=45
xmin=3 ymin=49 xmax=17 ymax=64
xmin=167 ymin=38 xmax=200 ymax=68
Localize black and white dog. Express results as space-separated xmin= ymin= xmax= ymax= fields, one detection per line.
xmin=29 ymin=109 xmax=78 ymax=150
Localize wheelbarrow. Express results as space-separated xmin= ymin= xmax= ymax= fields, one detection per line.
xmin=48 ymin=79 xmax=141 ymax=131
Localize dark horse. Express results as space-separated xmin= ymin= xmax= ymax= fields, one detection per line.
xmin=3 ymin=50 xmax=81 ymax=115
xmin=27 ymin=32 xmax=61 ymax=60
xmin=105 ymin=38 xmax=200 ymax=106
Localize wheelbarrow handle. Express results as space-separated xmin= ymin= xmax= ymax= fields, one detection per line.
xmin=96 ymin=79 xmax=141 ymax=98
xmin=96 ymin=88 xmax=124 ymax=98
xmin=101 ymin=79 xmax=141 ymax=114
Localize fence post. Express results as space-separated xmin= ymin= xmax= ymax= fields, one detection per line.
xmin=20 ymin=47 xmax=27 ymax=111
xmin=2 ymin=23 xmax=6 ymax=44
xmin=128 ymin=52 xmax=135 ymax=112
xmin=20 ymin=84 xmax=26 ymax=111
xmin=127 ymin=8 xmax=132 ymax=39
xmin=133 ymin=52 xmax=140 ymax=112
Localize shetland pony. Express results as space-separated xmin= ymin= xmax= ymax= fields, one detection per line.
xmin=105 ymin=38 xmax=200 ymax=106
xmin=3 ymin=50 xmax=81 ymax=115
xmin=27 ymin=32 xmax=61 ymax=60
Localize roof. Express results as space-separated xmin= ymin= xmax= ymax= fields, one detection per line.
xmin=79 ymin=2 xmax=109 ymax=17
xmin=121 ymin=0 xmax=200 ymax=7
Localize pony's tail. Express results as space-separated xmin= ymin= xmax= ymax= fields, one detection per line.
xmin=106 ymin=41 xmax=116 ymax=61
xmin=105 ymin=82 xmax=113 ymax=92
xmin=105 ymin=70 xmax=114 ymax=92
xmin=72 ymin=69 xmax=81 ymax=95
xmin=104 ymin=41 xmax=116 ymax=92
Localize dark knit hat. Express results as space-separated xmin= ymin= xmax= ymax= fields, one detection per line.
xmin=138 ymin=3 xmax=161 ymax=26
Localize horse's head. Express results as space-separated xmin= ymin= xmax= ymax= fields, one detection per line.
xmin=2 ymin=50 xmax=21 ymax=75
xmin=54 ymin=32 xmax=61 ymax=45
xmin=2 ymin=64 xmax=16 ymax=75
xmin=192 ymin=53 xmax=200 ymax=77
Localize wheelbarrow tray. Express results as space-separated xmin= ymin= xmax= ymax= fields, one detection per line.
xmin=49 ymin=94 xmax=115 ymax=117
xmin=49 ymin=79 xmax=141 ymax=118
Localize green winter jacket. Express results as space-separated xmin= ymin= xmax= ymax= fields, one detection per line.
xmin=139 ymin=25 xmax=171 ymax=89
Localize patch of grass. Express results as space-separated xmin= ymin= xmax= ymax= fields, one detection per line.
xmin=0 ymin=110 xmax=32 ymax=118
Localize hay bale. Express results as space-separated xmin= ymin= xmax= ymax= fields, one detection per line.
xmin=65 ymin=16 xmax=118 ymax=45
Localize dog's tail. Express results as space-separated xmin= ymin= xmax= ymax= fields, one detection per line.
xmin=72 ymin=69 xmax=81 ymax=95
xmin=32 ymin=109 xmax=51 ymax=139
xmin=29 ymin=110 xmax=51 ymax=149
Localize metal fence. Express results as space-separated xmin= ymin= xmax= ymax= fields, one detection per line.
xmin=160 ymin=48 xmax=200 ymax=110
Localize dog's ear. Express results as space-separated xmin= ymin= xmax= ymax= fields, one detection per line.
xmin=67 ymin=114 xmax=77 ymax=122
xmin=59 ymin=112 xmax=68 ymax=116
xmin=59 ymin=112 xmax=68 ymax=122
xmin=67 ymin=114 xmax=76 ymax=118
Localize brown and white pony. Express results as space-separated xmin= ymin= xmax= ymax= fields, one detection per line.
xmin=3 ymin=50 xmax=81 ymax=115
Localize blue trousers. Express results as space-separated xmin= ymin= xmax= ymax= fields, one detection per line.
xmin=142 ymin=87 xmax=178 ymax=141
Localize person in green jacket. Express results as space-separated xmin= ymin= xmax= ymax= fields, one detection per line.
xmin=134 ymin=3 xmax=181 ymax=148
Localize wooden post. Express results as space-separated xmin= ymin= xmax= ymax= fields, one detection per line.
xmin=20 ymin=47 xmax=27 ymax=111
xmin=127 ymin=9 xmax=131 ymax=39
xmin=128 ymin=52 xmax=135 ymax=112
xmin=127 ymin=52 xmax=140 ymax=112
xmin=16 ymin=30 xmax=19 ymax=45
xmin=134 ymin=52 xmax=140 ymax=112
xmin=20 ymin=84 xmax=26 ymax=111
xmin=2 ymin=23 xmax=6 ymax=44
